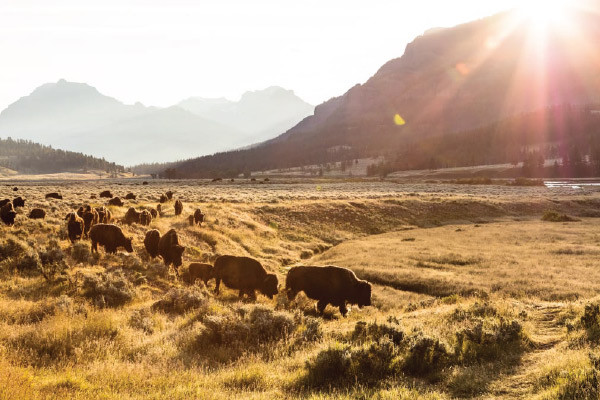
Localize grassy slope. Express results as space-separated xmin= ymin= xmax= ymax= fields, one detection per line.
xmin=1 ymin=180 xmax=600 ymax=399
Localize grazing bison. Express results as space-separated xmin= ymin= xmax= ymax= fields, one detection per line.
xmin=149 ymin=208 xmax=158 ymax=219
xmin=158 ymin=229 xmax=185 ymax=274
xmin=143 ymin=229 xmax=161 ymax=258
xmin=159 ymin=194 xmax=168 ymax=203
xmin=174 ymin=199 xmax=183 ymax=216
xmin=66 ymin=212 xmax=84 ymax=243
xmin=286 ymin=266 xmax=372 ymax=317
xmin=123 ymin=207 xmax=141 ymax=224
xmin=12 ymin=197 xmax=25 ymax=208
xmin=28 ymin=208 xmax=46 ymax=219
xmin=142 ymin=181 xmax=149 ymax=185
xmin=214 ymin=255 xmax=278 ymax=300
xmin=166 ymin=190 xmax=174 ymax=200
xmin=139 ymin=210 xmax=152 ymax=226
xmin=188 ymin=263 xmax=214 ymax=286
xmin=108 ymin=197 xmax=124 ymax=207
xmin=99 ymin=190 xmax=113 ymax=198
xmin=45 ymin=192 xmax=63 ymax=200
xmin=0 ymin=203 xmax=17 ymax=226
xmin=0 ymin=199 xmax=10 ymax=208
xmin=95 ymin=206 xmax=111 ymax=223
xmin=89 ymin=224 xmax=133 ymax=254
xmin=193 ymin=209 xmax=205 ymax=225
xmin=81 ymin=206 xmax=99 ymax=237
xmin=125 ymin=193 xmax=136 ymax=200
xmin=12 ymin=187 xmax=18 ymax=191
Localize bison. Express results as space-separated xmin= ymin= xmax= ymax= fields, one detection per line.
xmin=28 ymin=208 xmax=46 ymax=219
xmin=123 ymin=207 xmax=141 ymax=225
xmin=188 ymin=263 xmax=214 ymax=286
xmin=142 ymin=181 xmax=149 ymax=185
xmin=214 ymin=255 xmax=278 ymax=300
xmin=45 ymin=192 xmax=63 ymax=200
xmin=89 ymin=224 xmax=133 ymax=254
xmin=125 ymin=193 xmax=136 ymax=200
xmin=108 ymin=197 xmax=124 ymax=206
xmin=158 ymin=229 xmax=185 ymax=274
xmin=174 ymin=200 xmax=183 ymax=216
xmin=285 ymin=266 xmax=372 ymax=317
xmin=66 ymin=212 xmax=84 ymax=243
xmin=159 ymin=194 xmax=168 ymax=203
xmin=99 ymin=190 xmax=113 ymax=198
xmin=166 ymin=190 xmax=174 ymax=200
xmin=81 ymin=207 xmax=98 ymax=237
xmin=139 ymin=210 xmax=152 ymax=226
xmin=0 ymin=199 xmax=10 ymax=208
xmin=0 ymin=203 xmax=17 ymax=226
xmin=150 ymin=208 xmax=158 ymax=219
xmin=143 ymin=229 xmax=161 ymax=258
xmin=193 ymin=209 xmax=205 ymax=225
xmin=12 ymin=197 xmax=25 ymax=208
xmin=95 ymin=206 xmax=111 ymax=223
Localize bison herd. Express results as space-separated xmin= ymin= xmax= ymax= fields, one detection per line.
xmin=0 ymin=187 xmax=373 ymax=317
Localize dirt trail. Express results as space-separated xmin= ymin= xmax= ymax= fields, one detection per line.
xmin=485 ymin=303 xmax=566 ymax=399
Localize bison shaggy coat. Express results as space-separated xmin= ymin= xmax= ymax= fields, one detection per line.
xmin=99 ymin=190 xmax=113 ymax=198
xmin=89 ymin=224 xmax=133 ymax=254
xmin=144 ymin=229 xmax=161 ymax=258
xmin=66 ymin=212 xmax=84 ymax=243
xmin=12 ymin=197 xmax=25 ymax=208
xmin=81 ymin=207 xmax=99 ymax=237
xmin=174 ymin=200 xmax=183 ymax=216
xmin=285 ymin=265 xmax=371 ymax=317
xmin=28 ymin=208 xmax=46 ymax=219
xmin=139 ymin=210 xmax=152 ymax=226
xmin=125 ymin=193 xmax=136 ymax=200
xmin=158 ymin=229 xmax=185 ymax=273
xmin=1 ymin=203 xmax=17 ymax=226
xmin=188 ymin=263 xmax=214 ymax=286
xmin=0 ymin=199 xmax=10 ymax=208
xmin=123 ymin=207 xmax=141 ymax=225
xmin=108 ymin=197 xmax=124 ymax=207
xmin=95 ymin=207 xmax=111 ymax=223
xmin=193 ymin=209 xmax=205 ymax=225
xmin=45 ymin=192 xmax=63 ymax=200
xmin=214 ymin=255 xmax=278 ymax=300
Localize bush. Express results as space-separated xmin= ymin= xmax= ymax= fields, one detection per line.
xmin=403 ymin=334 xmax=449 ymax=375
xmin=77 ymin=271 xmax=134 ymax=308
xmin=581 ymin=303 xmax=600 ymax=342
xmin=454 ymin=319 xmax=525 ymax=363
xmin=351 ymin=320 xmax=404 ymax=345
xmin=152 ymin=286 xmax=209 ymax=314
xmin=304 ymin=343 xmax=352 ymax=388
xmin=542 ymin=211 xmax=578 ymax=222
xmin=70 ymin=242 xmax=92 ymax=264
xmin=129 ymin=308 xmax=158 ymax=334
xmin=38 ymin=240 xmax=68 ymax=281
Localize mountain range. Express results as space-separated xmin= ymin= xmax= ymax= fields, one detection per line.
xmin=168 ymin=9 xmax=600 ymax=178
xmin=0 ymin=81 xmax=314 ymax=165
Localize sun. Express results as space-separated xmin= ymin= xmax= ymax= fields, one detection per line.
xmin=516 ymin=0 xmax=572 ymax=30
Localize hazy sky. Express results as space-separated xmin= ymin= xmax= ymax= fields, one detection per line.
xmin=1 ymin=0 xmax=542 ymax=111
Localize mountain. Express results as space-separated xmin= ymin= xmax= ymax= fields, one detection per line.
xmin=167 ymin=9 xmax=600 ymax=178
xmin=0 ymin=81 xmax=313 ymax=165
xmin=177 ymin=86 xmax=314 ymax=145
xmin=0 ymin=137 xmax=124 ymax=174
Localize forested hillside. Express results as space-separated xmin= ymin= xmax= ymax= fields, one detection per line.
xmin=0 ymin=137 xmax=124 ymax=174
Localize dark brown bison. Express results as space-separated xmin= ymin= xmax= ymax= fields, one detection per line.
xmin=66 ymin=212 xmax=84 ymax=243
xmin=150 ymin=208 xmax=158 ymax=219
xmin=174 ymin=200 xmax=183 ymax=216
xmin=214 ymin=255 xmax=278 ymax=300
xmin=0 ymin=199 xmax=10 ymax=208
xmin=165 ymin=190 xmax=174 ymax=200
xmin=159 ymin=194 xmax=168 ymax=203
xmin=139 ymin=210 xmax=152 ymax=226
xmin=95 ymin=206 xmax=111 ymax=223
xmin=142 ymin=181 xmax=149 ymax=185
xmin=108 ymin=197 xmax=124 ymax=207
xmin=285 ymin=266 xmax=372 ymax=317
xmin=125 ymin=193 xmax=136 ymax=200
xmin=12 ymin=187 xmax=18 ymax=191
xmin=28 ymin=208 xmax=46 ymax=219
xmin=123 ymin=207 xmax=141 ymax=224
xmin=143 ymin=229 xmax=160 ymax=258
xmin=45 ymin=192 xmax=63 ymax=200
xmin=99 ymin=190 xmax=113 ymax=198
xmin=89 ymin=224 xmax=133 ymax=254
xmin=1 ymin=203 xmax=17 ymax=226
xmin=12 ymin=197 xmax=25 ymax=208
xmin=193 ymin=209 xmax=205 ymax=225
xmin=81 ymin=206 xmax=99 ymax=237
xmin=158 ymin=229 xmax=185 ymax=274
xmin=188 ymin=263 xmax=214 ymax=286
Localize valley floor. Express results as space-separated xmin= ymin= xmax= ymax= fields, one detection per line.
xmin=1 ymin=179 xmax=600 ymax=399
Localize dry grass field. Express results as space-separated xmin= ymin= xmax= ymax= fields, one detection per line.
xmin=2 ymin=178 xmax=600 ymax=399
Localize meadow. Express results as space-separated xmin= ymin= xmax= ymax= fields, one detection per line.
xmin=1 ymin=178 xmax=600 ymax=399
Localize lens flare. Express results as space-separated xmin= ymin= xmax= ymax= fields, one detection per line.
xmin=394 ymin=114 xmax=406 ymax=126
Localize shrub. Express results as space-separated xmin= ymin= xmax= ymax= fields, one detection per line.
xmin=304 ymin=343 xmax=352 ymax=388
xmin=403 ymin=334 xmax=449 ymax=375
xmin=300 ymin=317 xmax=323 ymax=342
xmin=152 ymin=286 xmax=209 ymax=314
xmin=351 ymin=320 xmax=404 ymax=345
xmin=77 ymin=271 xmax=134 ymax=308
xmin=453 ymin=319 xmax=525 ymax=363
xmin=38 ymin=240 xmax=68 ymax=281
xmin=129 ymin=308 xmax=158 ymax=334
xmin=581 ymin=303 xmax=600 ymax=342
xmin=542 ymin=211 xmax=578 ymax=222
xmin=70 ymin=242 xmax=92 ymax=264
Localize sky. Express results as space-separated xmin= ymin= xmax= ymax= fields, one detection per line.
xmin=0 ymin=0 xmax=551 ymax=111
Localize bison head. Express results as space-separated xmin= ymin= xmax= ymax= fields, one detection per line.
xmin=124 ymin=237 xmax=134 ymax=253
xmin=260 ymin=274 xmax=279 ymax=299
xmin=356 ymin=280 xmax=372 ymax=308
xmin=172 ymin=245 xmax=185 ymax=267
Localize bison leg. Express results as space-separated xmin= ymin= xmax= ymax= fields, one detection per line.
xmin=238 ymin=290 xmax=245 ymax=299
xmin=286 ymin=289 xmax=298 ymax=301
xmin=91 ymin=240 xmax=98 ymax=253
xmin=317 ymin=300 xmax=327 ymax=314
xmin=214 ymin=278 xmax=221 ymax=295
xmin=339 ymin=304 xmax=349 ymax=317
xmin=248 ymin=290 xmax=257 ymax=301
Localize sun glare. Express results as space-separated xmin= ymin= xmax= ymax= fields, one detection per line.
xmin=517 ymin=0 xmax=571 ymax=30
